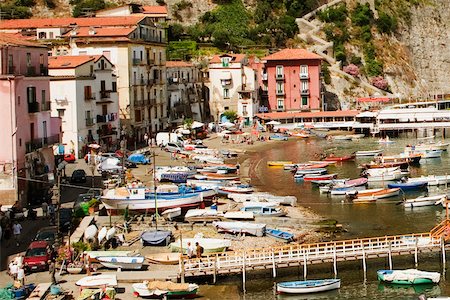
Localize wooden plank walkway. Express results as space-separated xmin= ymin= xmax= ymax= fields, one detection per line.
xmin=180 ymin=220 xmax=450 ymax=279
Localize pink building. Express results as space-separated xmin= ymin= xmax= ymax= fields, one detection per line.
xmin=262 ymin=49 xmax=323 ymax=112
xmin=0 ymin=33 xmax=61 ymax=206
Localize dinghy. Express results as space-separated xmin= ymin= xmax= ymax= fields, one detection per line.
xmin=98 ymin=227 xmax=107 ymax=243
xmin=84 ymin=225 xmax=97 ymax=240
xmin=241 ymin=206 xmax=287 ymax=217
xmin=161 ymin=207 xmax=182 ymax=221
xmin=303 ymin=174 xmax=337 ymax=181
xmin=169 ymin=238 xmax=231 ymax=253
xmin=106 ymin=227 xmax=116 ymax=240
xmin=295 ymin=168 xmax=328 ymax=175
xmin=407 ymin=175 xmax=450 ymax=186
xmin=76 ymin=275 xmax=117 ymax=288
xmin=265 ymin=228 xmax=294 ymax=242
xmin=353 ymin=188 xmax=401 ymax=202
xmin=404 ymin=194 xmax=447 ymax=208
xmin=132 ymin=281 xmax=199 ymax=298
xmin=97 ymin=256 xmax=145 ymax=270
xmin=277 ymin=279 xmax=341 ymax=294
xmin=213 ymin=221 xmax=266 ymax=237
xmin=355 ymin=150 xmax=383 ymax=156
xmin=324 ymin=154 xmax=355 ymax=162
xmin=377 ymin=269 xmax=440 ymax=285
xmin=229 ymin=192 xmax=297 ymax=206
xmin=388 ymin=181 xmax=428 ymax=191
xmin=267 ymin=161 xmax=292 ymax=167
xmin=141 ymin=230 xmax=172 ymax=246
xmin=146 ymin=253 xmax=180 ymax=265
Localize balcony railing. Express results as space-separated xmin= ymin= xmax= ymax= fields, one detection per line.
xmin=41 ymin=101 xmax=51 ymax=111
xmin=100 ymin=91 xmax=111 ymax=99
xmin=300 ymin=73 xmax=309 ymax=79
xmin=85 ymin=94 xmax=96 ymax=101
xmin=96 ymin=114 xmax=117 ymax=123
xmin=26 ymin=66 xmax=36 ymax=76
xmin=133 ymin=58 xmax=141 ymax=65
xmin=275 ymin=74 xmax=285 ymax=80
xmin=25 ymin=134 xmax=59 ymax=153
xmin=301 ymin=89 xmax=310 ymax=95
xmin=40 ymin=66 xmax=48 ymax=76
xmin=134 ymin=100 xmax=144 ymax=107
xmin=28 ymin=101 xmax=40 ymax=113
xmin=86 ymin=118 xmax=94 ymax=126
xmin=276 ymin=90 xmax=285 ymax=96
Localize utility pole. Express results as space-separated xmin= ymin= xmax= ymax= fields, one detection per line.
xmin=152 ymin=151 xmax=158 ymax=230
xmin=120 ymin=138 xmax=126 ymax=185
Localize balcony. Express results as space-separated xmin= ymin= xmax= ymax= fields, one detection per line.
xmin=26 ymin=66 xmax=36 ymax=76
xmin=28 ymin=101 xmax=40 ymax=113
xmin=134 ymin=100 xmax=144 ymax=107
xmin=301 ymin=89 xmax=310 ymax=95
xmin=300 ymin=73 xmax=309 ymax=80
xmin=100 ymin=91 xmax=111 ymax=99
xmin=25 ymin=134 xmax=60 ymax=153
xmin=85 ymin=94 xmax=96 ymax=101
xmin=41 ymin=101 xmax=51 ymax=111
xmin=132 ymin=58 xmax=142 ymax=65
xmin=275 ymin=74 xmax=285 ymax=80
xmin=85 ymin=118 xmax=94 ymax=126
xmin=276 ymin=90 xmax=285 ymax=96
xmin=261 ymin=73 xmax=268 ymax=81
xmin=40 ymin=66 xmax=48 ymax=76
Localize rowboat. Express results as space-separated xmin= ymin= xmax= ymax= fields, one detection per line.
xmin=387 ymin=181 xmax=428 ymax=191
xmin=404 ymin=194 xmax=447 ymax=208
xmin=407 ymin=175 xmax=450 ymax=186
xmin=289 ymin=132 xmax=309 ymax=138
xmin=375 ymin=154 xmax=422 ymax=165
xmin=405 ymin=141 xmax=450 ymax=152
xmin=84 ymin=225 xmax=97 ymax=240
xmin=333 ymin=135 xmax=352 ymax=140
xmin=218 ymin=185 xmax=254 ymax=194
xmin=97 ymin=256 xmax=145 ymax=270
xmin=303 ymin=174 xmax=337 ymax=181
xmin=200 ymin=172 xmax=240 ymax=180
xmin=98 ymin=227 xmax=107 ymax=243
xmin=276 ymin=279 xmax=341 ymax=294
xmin=106 ymin=227 xmax=116 ymax=240
xmin=324 ymin=154 xmax=355 ymax=162
xmin=353 ymin=188 xmax=401 ymax=202
xmin=141 ymin=230 xmax=172 ymax=246
xmin=295 ymin=168 xmax=328 ymax=175
xmin=146 ymin=253 xmax=180 ymax=265
xmin=228 ymin=192 xmax=297 ymax=206
xmin=265 ymin=228 xmax=294 ymax=242
xmin=241 ymin=201 xmax=279 ymax=208
xmin=241 ymin=206 xmax=287 ymax=217
xmin=362 ymin=161 xmax=409 ymax=170
xmin=169 ymin=238 xmax=231 ymax=253
xmin=308 ymin=160 xmax=336 ymax=166
xmin=213 ymin=221 xmax=266 ymax=237
xmin=329 ymin=178 xmax=368 ymax=195
xmin=161 ymin=207 xmax=182 ymax=221
xmin=223 ymin=211 xmax=254 ymax=220
xmin=365 ymin=171 xmax=404 ymax=182
xmin=132 ymin=281 xmax=199 ymax=298
xmin=267 ymin=161 xmax=292 ymax=167
xmin=75 ymin=275 xmax=118 ymax=288
xmin=355 ymin=150 xmax=383 ymax=156
xmin=292 ymin=163 xmax=330 ymax=171
xmin=377 ymin=269 xmax=440 ymax=285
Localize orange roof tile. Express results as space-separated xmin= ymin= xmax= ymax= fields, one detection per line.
xmin=63 ymin=26 xmax=135 ymax=38
xmin=262 ymin=49 xmax=323 ymax=61
xmin=0 ymin=16 xmax=144 ymax=30
xmin=256 ymin=110 xmax=360 ymax=120
xmin=48 ymin=55 xmax=102 ymax=69
xmin=0 ymin=33 xmax=45 ymax=47
xmin=166 ymin=61 xmax=193 ymax=68
xmin=142 ymin=6 xmax=168 ymax=15
xmin=210 ymin=54 xmax=246 ymax=64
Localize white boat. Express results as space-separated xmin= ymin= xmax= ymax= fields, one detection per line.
xmin=213 ymin=221 xmax=266 ymax=237
xmin=365 ymin=167 xmax=400 ymax=175
xmin=404 ymin=194 xmax=447 ymax=208
xmin=405 ymin=149 xmax=443 ymax=159
xmin=241 ymin=201 xmax=279 ymax=208
xmin=407 ymin=175 xmax=450 ymax=186
xmin=277 ymin=279 xmax=341 ymax=294
xmin=106 ymin=227 xmax=116 ymax=240
xmin=169 ymin=238 xmax=231 ymax=253
xmin=98 ymin=227 xmax=107 ymax=243
xmin=75 ymin=274 xmax=117 ymax=288
xmin=97 ymin=256 xmax=145 ymax=270
xmin=377 ymin=269 xmax=440 ymax=284
xmin=406 ymin=141 xmax=450 ymax=152
xmin=365 ymin=170 xmax=403 ymax=182
xmin=184 ymin=209 xmax=223 ymax=222
xmin=228 ymin=192 xmax=297 ymax=206
xmin=84 ymin=225 xmax=97 ymax=240
xmin=161 ymin=207 xmax=182 ymax=221
xmin=223 ymin=211 xmax=254 ymax=220
xmin=132 ymin=282 xmax=199 ymax=298
xmin=241 ymin=206 xmax=287 ymax=217
xmin=84 ymin=251 xmax=134 ymax=261
xmin=353 ymin=188 xmax=401 ymax=202
xmin=218 ymin=185 xmax=254 ymax=194
xmin=355 ymin=150 xmax=383 ymax=156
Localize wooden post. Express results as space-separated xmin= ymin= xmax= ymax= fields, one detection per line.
xmin=442 ymin=236 xmax=446 ymax=269
xmin=242 ymin=251 xmax=246 ymax=293
xmin=272 ymin=249 xmax=277 ymax=278
xmin=388 ymin=241 xmax=392 ymax=270
xmin=180 ymin=256 xmax=185 ymax=284
xmin=414 ymin=237 xmax=418 ymax=267
xmin=303 ymin=250 xmax=307 ymax=280
xmin=213 ymin=255 xmax=217 ymax=284
xmin=333 ymin=245 xmax=337 ymax=278
xmin=361 ymin=241 xmax=367 ymax=281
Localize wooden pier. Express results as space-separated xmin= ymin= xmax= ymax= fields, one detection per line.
xmin=180 ymin=220 xmax=450 ymax=286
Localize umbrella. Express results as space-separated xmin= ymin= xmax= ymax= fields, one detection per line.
xmin=220 ymin=122 xmax=235 ymax=128
xmin=88 ymin=143 xmax=101 ymax=149
xmin=266 ymin=120 xmax=281 ymax=125
xmin=191 ymin=121 xmax=204 ymax=129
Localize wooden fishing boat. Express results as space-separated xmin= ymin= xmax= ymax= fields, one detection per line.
xmin=265 ymin=228 xmax=294 ymax=242
xmin=362 ymin=161 xmax=409 ymax=170
xmin=295 ymin=168 xmax=328 ymax=175
xmin=218 ymin=185 xmax=254 ymax=194
xmin=169 ymin=238 xmax=231 ymax=253
xmin=333 ymin=135 xmax=352 ymax=140
xmin=355 ymin=150 xmax=383 ymax=157
xmin=324 ymin=154 xmax=355 ymax=162
xmin=353 ymin=188 xmax=401 ymax=202
xmin=200 ymin=172 xmax=240 ymax=180
xmin=404 ymin=194 xmax=447 ymax=208
xmin=303 ymin=174 xmax=338 ymax=181
xmin=132 ymin=281 xmax=199 ymax=298
xmin=375 ymin=153 xmax=422 ymax=165
xmin=309 ymin=160 xmax=336 ymax=166
xmin=377 ymin=269 xmax=440 ymax=285
xmin=387 ymin=181 xmax=428 ymax=191
xmin=407 ymin=175 xmax=450 ymax=186
xmin=75 ymin=275 xmax=118 ymax=288
xmin=97 ymin=256 xmax=145 ymax=270
xmin=240 ymin=206 xmax=287 ymax=217
xmin=212 ymin=221 xmax=266 ymax=237
xmin=267 ymin=161 xmax=293 ymax=167
xmin=276 ymin=279 xmax=341 ymax=294
xmin=405 ymin=141 xmax=450 ymax=152
xmin=146 ymin=253 xmax=181 ymax=265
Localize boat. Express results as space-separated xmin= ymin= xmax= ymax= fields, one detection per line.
xmin=146 ymin=253 xmax=181 ymax=265
xmin=241 ymin=201 xmax=279 ymax=208
xmin=407 ymin=175 xmax=450 ymax=186
xmin=184 ymin=209 xmax=223 ymax=223
xmin=141 ymin=230 xmax=172 ymax=246
xmin=303 ymin=174 xmax=337 ymax=181
xmin=276 ymin=279 xmax=341 ymax=294
xmin=98 ymin=227 xmax=107 ymax=243
xmin=290 ymin=163 xmax=331 ymax=171
xmin=289 ymin=132 xmax=310 ymax=138
xmin=161 ymin=207 xmax=182 ymax=221
xmin=97 ymin=256 xmax=145 ymax=270
xmin=75 ymin=274 xmax=118 ymax=288
xmin=228 ymin=192 xmax=297 ymax=206
xmin=106 ymin=227 xmax=116 ymax=240
xmin=267 ymin=161 xmax=293 ymax=167
xmin=223 ymin=211 xmax=254 ymax=220
xmin=328 ymin=178 xmax=368 ymax=195
xmin=362 ymin=161 xmax=409 ymax=170
xmin=405 ymin=141 xmax=450 ymax=152
xmin=375 ymin=153 xmax=422 ymax=165
xmin=218 ymin=185 xmax=254 ymax=194
xmin=377 ymin=269 xmax=440 ymax=285
xmin=213 ymin=221 xmax=266 ymax=237
xmin=333 ymin=135 xmax=352 ymax=140
xmin=265 ymin=228 xmax=294 ymax=242
xmin=378 ymin=137 xmax=395 ymax=144
xmin=387 ymin=181 xmax=428 ymax=191
xmin=169 ymin=237 xmax=232 ymax=253
xmin=324 ymin=154 xmax=356 ymax=162
xmin=132 ymin=281 xmax=199 ymax=298
xmin=355 ymin=150 xmax=383 ymax=156
xmin=366 ymin=171 xmax=404 ymax=182
xmin=353 ymin=188 xmax=401 ymax=202
xmin=269 ymin=134 xmax=289 ymax=141
xmin=404 ymin=194 xmax=447 ymax=208
xmin=84 ymin=225 xmax=97 ymax=240
xmin=404 ymin=148 xmax=443 ymax=159
xmin=241 ymin=206 xmax=287 ymax=217
xmin=295 ymin=168 xmax=328 ymax=175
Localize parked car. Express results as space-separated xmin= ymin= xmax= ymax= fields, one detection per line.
xmin=71 ymin=169 xmax=87 ymax=183
xmin=63 ymin=153 xmax=76 ymax=163
xmin=33 ymin=226 xmax=57 ymax=245
xmin=165 ymin=142 xmax=184 ymax=153
xmin=23 ymin=241 xmax=51 ymax=273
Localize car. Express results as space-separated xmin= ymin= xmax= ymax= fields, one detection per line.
xmin=165 ymin=142 xmax=184 ymax=153
xmin=59 ymin=208 xmax=73 ymax=232
xmin=63 ymin=153 xmax=76 ymax=163
xmin=71 ymin=169 xmax=87 ymax=183
xmin=33 ymin=226 xmax=57 ymax=245
xmin=23 ymin=241 xmax=51 ymax=273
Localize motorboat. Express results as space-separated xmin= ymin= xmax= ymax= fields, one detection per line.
xmin=213 ymin=221 xmax=266 ymax=237
xmin=355 ymin=150 xmax=383 ymax=157
xmin=388 ymin=181 xmax=428 ymax=191
xmin=407 ymin=175 xmax=450 ymax=186
xmin=377 ymin=269 xmax=440 ymax=284
xmin=276 ymin=279 xmax=341 ymax=294
xmin=97 ymin=256 xmax=145 ymax=270
xmin=241 ymin=206 xmax=287 ymax=217
xmin=132 ymin=281 xmax=199 ymax=298
xmin=404 ymin=194 xmax=447 ymax=208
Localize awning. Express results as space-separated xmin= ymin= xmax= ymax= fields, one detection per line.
xmin=357 ymin=97 xmax=391 ymax=103
xmin=356 ymin=111 xmax=378 ymax=118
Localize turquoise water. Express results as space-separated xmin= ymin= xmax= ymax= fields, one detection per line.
xmin=239 ymin=137 xmax=450 ymax=299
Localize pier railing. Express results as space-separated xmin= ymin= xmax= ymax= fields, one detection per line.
xmin=181 ymin=230 xmax=444 ymax=278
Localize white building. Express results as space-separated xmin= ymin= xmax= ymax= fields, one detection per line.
xmin=49 ymin=55 xmax=119 ymax=158
xmin=208 ymin=54 xmax=258 ymax=124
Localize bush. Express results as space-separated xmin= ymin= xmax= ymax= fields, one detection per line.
xmin=335 ymin=50 xmax=346 ymax=62
xmin=371 ymin=76 xmax=388 ymax=90
xmin=156 ymin=0 xmax=165 ymax=4
xmin=72 ymin=0 xmax=106 ymax=17
xmin=365 ymin=59 xmax=383 ymax=76
xmin=360 ymin=25 xmax=372 ymax=43
xmin=44 ymin=0 xmax=56 ymax=8
xmin=222 ymin=110 xmax=238 ymax=122
xmin=376 ymin=12 xmax=397 ymax=34
xmin=343 ymin=64 xmax=360 ymax=76
xmin=317 ymin=3 xmax=347 ymax=23
xmin=351 ymin=3 xmax=373 ymax=26
xmin=350 ymin=55 xmax=362 ymax=65
xmin=15 ymin=0 xmax=35 ymax=6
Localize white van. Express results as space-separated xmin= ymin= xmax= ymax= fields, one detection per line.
xmin=156 ymin=132 xmax=179 ymax=146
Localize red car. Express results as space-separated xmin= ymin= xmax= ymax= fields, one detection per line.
xmin=64 ymin=153 xmax=76 ymax=163
xmin=23 ymin=241 xmax=51 ymax=273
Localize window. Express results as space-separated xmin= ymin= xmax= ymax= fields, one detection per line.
xmin=301 ymin=81 xmax=309 ymax=92
xmin=223 ymin=88 xmax=230 ymax=99
xmin=302 ymin=96 xmax=308 ymax=106
xmin=8 ymin=54 xmax=13 ymax=73
xmin=242 ymin=105 xmax=248 ymax=116
xmin=112 ymin=82 xmax=117 ymax=92
xmin=26 ymin=53 xmax=31 ymax=66
xmin=300 ymin=65 xmax=308 ymax=76
xmin=221 ymin=57 xmax=230 ymax=67
xmin=276 ymin=82 xmax=284 ymax=94
xmin=84 ymin=86 xmax=92 ymax=100
xmin=99 ymin=59 xmax=105 ymax=70
xmin=57 ymin=109 xmax=64 ymax=118
xmin=27 ymin=87 xmax=36 ymax=103
xmin=42 ymin=121 xmax=47 ymax=139
xmin=41 ymin=90 xmax=46 ymax=109
xmin=49 ymin=32 xmax=54 ymax=39
xmin=276 ymin=65 xmax=284 ymax=77
xmin=277 ymin=99 xmax=284 ymax=110
xmin=100 ymin=80 xmax=106 ymax=92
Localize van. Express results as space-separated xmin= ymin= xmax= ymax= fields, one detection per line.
xmin=156 ymin=132 xmax=179 ymax=146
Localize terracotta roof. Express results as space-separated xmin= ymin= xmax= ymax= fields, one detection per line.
xmin=166 ymin=61 xmax=193 ymax=68
xmin=142 ymin=6 xmax=168 ymax=15
xmin=48 ymin=55 xmax=102 ymax=69
xmin=262 ymin=49 xmax=323 ymax=61
xmin=0 ymin=16 xmax=144 ymax=29
xmin=63 ymin=26 xmax=135 ymax=38
xmin=210 ymin=54 xmax=246 ymax=64
xmin=0 ymin=33 xmax=45 ymax=48
xmin=255 ymin=110 xmax=360 ymax=120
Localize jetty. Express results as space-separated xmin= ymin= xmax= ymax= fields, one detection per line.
xmin=180 ymin=219 xmax=450 ymax=289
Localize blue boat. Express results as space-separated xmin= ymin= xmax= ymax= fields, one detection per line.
xmin=265 ymin=228 xmax=294 ymax=242
xmin=269 ymin=134 xmax=288 ymax=141
xmin=277 ymin=279 xmax=341 ymax=294
xmin=387 ymin=181 xmax=428 ymax=191
xmin=128 ymin=153 xmax=150 ymax=164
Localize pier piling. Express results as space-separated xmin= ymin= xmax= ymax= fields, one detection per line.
xmin=415 ymin=237 xmax=419 ymax=267
xmin=333 ymin=245 xmax=337 ymax=277
xmin=242 ymin=251 xmax=246 ymax=293
xmin=303 ymin=251 xmax=307 ymax=280
xmin=388 ymin=241 xmax=392 ymax=270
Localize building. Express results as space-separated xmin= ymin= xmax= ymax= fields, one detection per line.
xmin=0 ymin=33 xmax=61 ymax=206
xmin=262 ymin=49 xmax=323 ymax=112
xmin=208 ymin=54 xmax=258 ymax=124
xmin=48 ymin=55 xmax=119 ymax=158
xmin=166 ymin=61 xmax=207 ymax=126
xmin=96 ymin=4 xmax=168 ymax=23
xmin=0 ymin=16 xmax=167 ymax=146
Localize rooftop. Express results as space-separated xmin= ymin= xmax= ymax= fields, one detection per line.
xmin=210 ymin=54 xmax=246 ymax=64
xmin=48 ymin=55 xmax=102 ymax=69
xmin=63 ymin=26 xmax=136 ymax=38
xmin=262 ymin=49 xmax=323 ymax=61
xmin=166 ymin=61 xmax=193 ymax=68
xmin=0 ymin=32 xmax=45 ymax=48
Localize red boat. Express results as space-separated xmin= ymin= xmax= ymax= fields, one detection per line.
xmin=292 ymin=163 xmax=330 ymax=172
xmin=361 ymin=161 xmax=409 ymax=170
xmin=324 ymin=154 xmax=356 ymax=162
xmin=303 ymin=174 xmax=338 ymax=181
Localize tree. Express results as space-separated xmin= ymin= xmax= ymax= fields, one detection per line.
xmin=222 ymin=111 xmax=238 ymax=122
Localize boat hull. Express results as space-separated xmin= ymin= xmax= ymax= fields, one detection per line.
xmin=132 ymin=283 xmax=198 ymax=299
xmin=277 ymin=279 xmax=341 ymax=294
xmin=377 ymin=269 xmax=440 ymax=285
xmin=101 ymin=194 xmax=203 ymax=211
xmin=97 ymin=256 xmax=145 ymax=270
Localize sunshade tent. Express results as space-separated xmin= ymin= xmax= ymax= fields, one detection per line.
xmin=128 ymin=153 xmax=150 ymax=164
xmin=220 ymin=122 xmax=235 ymax=128
xmin=266 ymin=120 xmax=281 ymax=125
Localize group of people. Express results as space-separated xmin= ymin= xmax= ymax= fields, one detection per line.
xmin=186 ymin=242 xmax=204 ymax=259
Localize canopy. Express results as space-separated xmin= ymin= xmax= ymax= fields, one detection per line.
xmin=88 ymin=143 xmax=101 ymax=149
xmin=266 ymin=120 xmax=281 ymax=125
xmin=191 ymin=121 xmax=204 ymax=129
xmin=220 ymin=122 xmax=235 ymax=128
xmin=128 ymin=153 xmax=149 ymax=164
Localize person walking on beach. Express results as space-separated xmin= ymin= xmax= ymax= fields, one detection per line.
xmin=12 ymin=221 xmax=22 ymax=246
xmin=195 ymin=242 xmax=204 ymax=258
xmin=48 ymin=260 xmax=57 ymax=284
xmin=9 ymin=261 xmax=18 ymax=280
xmin=186 ymin=242 xmax=195 ymax=258
xmin=17 ymin=267 xmax=25 ymax=285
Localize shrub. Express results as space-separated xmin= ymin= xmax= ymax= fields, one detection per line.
xmin=44 ymin=0 xmax=56 ymax=8
xmin=366 ymin=60 xmax=383 ymax=76
xmin=222 ymin=110 xmax=238 ymax=122
xmin=321 ymin=63 xmax=331 ymax=84
xmin=343 ymin=64 xmax=360 ymax=76
xmin=317 ymin=3 xmax=347 ymax=23
xmin=351 ymin=3 xmax=373 ymax=26
xmin=156 ymin=0 xmax=165 ymax=4
xmin=350 ymin=55 xmax=362 ymax=65
xmin=376 ymin=12 xmax=397 ymax=34
xmin=15 ymin=0 xmax=35 ymax=6
xmin=371 ymin=76 xmax=388 ymax=90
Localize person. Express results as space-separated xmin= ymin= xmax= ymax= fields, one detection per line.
xmin=186 ymin=242 xmax=195 ymax=258
xmin=12 ymin=221 xmax=22 ymax=246
xmin=49 ymin=203 xmax=55 ymax=224
xmin=9 ymin=261 xmax=17 ymax=280
xmin=195 ymin=242 xmax=204 ymax=258
xmin=144 ymin=133 xmax=149 ymax=144
xmin=16 ymin=267 xmax=25 ymax=285
xmin=236 ymin=163 xmax=240 ymax=175
xmin=41 ymin=201 xmax=48 ymax=218
xmin=48 ymin=260 xmax=56 ymax=284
